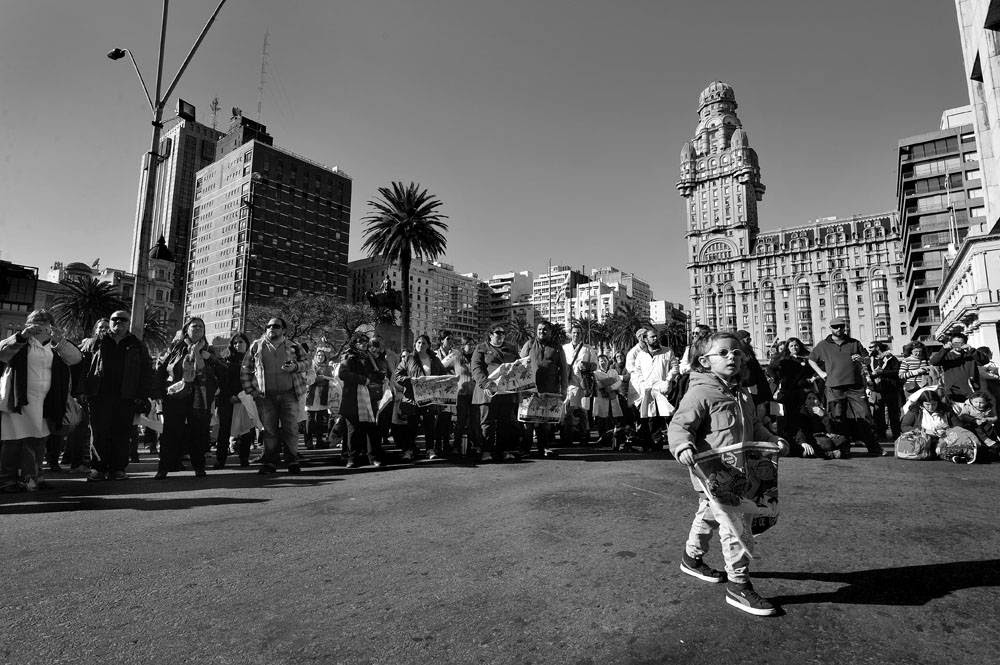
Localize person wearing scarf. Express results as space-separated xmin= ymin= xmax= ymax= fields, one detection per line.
xmin=213 ymin=333 xmax=254 ymax=468
xmin=337 ymin=334 xmax=385 ymax=468
xmin=154 ymin=317 xmax=223 ymax=479
xmin=304 ymin=349 xmax=335 ymax=450
xmin=0 ymin=310 xmax=82 ymax=492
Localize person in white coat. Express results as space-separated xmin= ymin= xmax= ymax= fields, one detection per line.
xmin=632 ymin=329 xmax=679 ymax=451
xmin=562 ymin=322 xmax=597 ymax=444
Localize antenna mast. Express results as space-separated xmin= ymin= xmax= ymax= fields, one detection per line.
xmin=257 ymin=29 xmax=269 ymax=121
xmin=209 ymin=96 xmax=220 ymax=130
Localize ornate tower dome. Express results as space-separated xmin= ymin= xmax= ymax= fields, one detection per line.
xmin=697 ymin=81 xmax=737 ymax=112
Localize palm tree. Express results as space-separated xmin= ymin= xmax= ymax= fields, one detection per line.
xmin=607 ymin=303 xmax=652 ymax=354
xmin=51 ymin=276 xmax=126 ymax=342
xmin=142 ymin=306 xmax=170 ymax=355
xmin=506 ymin=314 xmax=534 ymax=350
xmin=571 ymin=316 xmax=610 ymax=353
xmin=361 ymin=182 xmax=449 ymax=350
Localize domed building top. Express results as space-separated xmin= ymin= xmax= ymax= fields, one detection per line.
xmin=64 ymin=261 xmax=94 ymax=275
xmin=149 ymin=235 xmax=175 ymax=262
xmin=698 ymin=81 xmax=737 ymax=111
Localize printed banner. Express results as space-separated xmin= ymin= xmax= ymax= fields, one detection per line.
xmin=488 ymin=357 xmax=536 ymax=394
xmin=691 ymin=441 xmax=782 ymax=536
xmin=412 ymin=375 xmax=460 ymax=406
xmin=518 ymin=392 xmax=565 ymax=423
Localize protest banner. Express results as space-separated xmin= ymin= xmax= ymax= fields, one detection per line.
xmin=518 ymin=392 xmax=565 ymax=423
xmin=690 ymin=441 xmax=782 ymax=536
xmin=411 ymin=375 xmax=459 ymax=406
xmin=488 ymin=357 xmax=536 ymax=394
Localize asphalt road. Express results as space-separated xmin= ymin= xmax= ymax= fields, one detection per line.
xmin=2 ymin=447 xmax=998 ymax=665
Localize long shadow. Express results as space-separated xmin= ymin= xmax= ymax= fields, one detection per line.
xmin=757 ymin=559 xmax=1000 ymax=606
xmin=0 ymin=495 xmax=268 ymax=515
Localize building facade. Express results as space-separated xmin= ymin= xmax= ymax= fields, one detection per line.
xmin=487 ymin=271 xmax=535 ymax=328
xmin=936 ymin=0 xmax=1000 ymax=353
xmin=678 ymin=82 xmax=908 ymax=354
xmin=650 ymin=300 xmax=688 ymax=328
xmin=588 ymin=266 xmax=653 ymax=321
xmin=0 ymin=260 xmax=39 ymax=338
xmin=129 ymin=103 xmax=223 ymax=330
xmin=529 ymin=266 xmax=589 ymax=328
xmin=349 ymin=257 xmax=488 ymax=341
xmin=896 ymin=108 xmax=983 ymax=342
xmin=184 ymin=119 xmax=352 ymax=342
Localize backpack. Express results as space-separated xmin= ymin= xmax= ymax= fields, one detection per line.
xmin=894 ymin=431 xmax=935 ymax=461
xmin=936 ymin=426 xmax=980 ymax=464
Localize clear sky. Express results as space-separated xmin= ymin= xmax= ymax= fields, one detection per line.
xmin=0 ymin=0 xmax=970 ymax=305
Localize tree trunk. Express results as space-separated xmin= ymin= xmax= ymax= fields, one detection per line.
xmin=400 ymin=252 xmax=412 ymax=353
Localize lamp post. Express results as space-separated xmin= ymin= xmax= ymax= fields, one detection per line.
xmin=108 ymin=0 xmax=228 ymax=340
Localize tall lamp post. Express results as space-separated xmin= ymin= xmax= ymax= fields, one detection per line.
xmin=108 ymin=0 xmax=228 ymax=340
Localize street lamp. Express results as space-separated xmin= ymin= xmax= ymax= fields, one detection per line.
xmin=108 ymin=0 xmax=228 ymax=340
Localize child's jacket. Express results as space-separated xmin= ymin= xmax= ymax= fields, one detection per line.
xmin=668 ymin=371 xmax=780 ymax=460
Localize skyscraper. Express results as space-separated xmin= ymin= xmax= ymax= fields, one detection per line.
xmin=184 ymin=115 xmax=351 ymax=342
xmin=129 ymin=102 xmax=223 ymax=329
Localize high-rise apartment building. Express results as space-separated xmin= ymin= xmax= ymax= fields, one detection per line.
xmin=487 ymin=271 xmax=535 ymax=327
xmin=678 ymin=82 xmax=908 ymax=354
xmin=129 ymin=102 xmax=223 ymax=329
xmin=529 ymin=266 xmax=589 ymax=328
xmin=896 ymin=107 xmax=983 ymax=342
xmin=184 ymin=115 xmax=352 ymax=341
xmin=588 ymin=266 xmax=652 ymax=321
xmin=349 ymin=257 xmax=488 ymax=342
xmin=936 ymin=0 xmax=1000 ymax=352
xmin=650 ymin=300 xmax=688 ymax=328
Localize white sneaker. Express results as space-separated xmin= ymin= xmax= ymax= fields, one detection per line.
xmin=24 ymin=477 xmax=39 ymax=492
xmin=402 ymin=450 xmax=415 ymax=461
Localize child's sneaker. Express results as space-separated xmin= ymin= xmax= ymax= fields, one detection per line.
xmin=725 ymin=582 xmax=778 ymax=616
xmin=679 ymin=553 xmax=725 ymax=583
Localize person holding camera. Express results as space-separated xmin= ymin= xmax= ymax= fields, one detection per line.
xmin=928 ymin=332 xmax=990 ymax=404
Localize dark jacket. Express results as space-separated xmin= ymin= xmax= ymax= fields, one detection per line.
xmin=928 ymin=346 xmax=988 ymax=401
xmin=471 ymin=342 xmax=516 ymax=404
xmin=395 ymin=351 xmax=448 ymax=407
xmin=0 ymin=333 xmax=82 ymax=429
xmin=337 ymin=349 xmax=380 ymax=421
xmin=80 ymin=332 xmax=156 ymax=400
xmin=900 ymin=404 xmax=958 ymax=433
xmin=217 ymin=351 xmax=247 ymax=404
xmin=519 ymin=338 xmax=568 ymax=394
xmin=868 ymin=353 xmax=902 ymax=393
xmin=156 ymin=339 xmax=224 ymax=411
xmin=770 ymin=355 xmax=814 ymax=396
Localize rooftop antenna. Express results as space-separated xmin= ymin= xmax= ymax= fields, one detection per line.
xmin=209 ymin=96 xmax=220 ymax=130
xmin=256 ymin=28 xmax=269 ymax=121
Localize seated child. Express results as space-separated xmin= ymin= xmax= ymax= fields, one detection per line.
xmin=668 ymin=331 xmax=788 ymax=617
xmin=956 ymin=391 xmax=998 ymax=454
xmin=900 ymin=389 xmax=957 ymax=440
xmin=793 ymin=391 xmax=850 ymax=459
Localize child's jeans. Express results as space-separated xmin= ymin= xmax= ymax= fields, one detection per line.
xmin=685 ymin=496 xmax=751 ymax=584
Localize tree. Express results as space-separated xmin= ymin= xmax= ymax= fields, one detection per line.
xmin=246 ymin=291 xmax=352 ymax=350
xmin=606 ymin=303 xmax=652 ymax=354
xmin=571 ymin=316 xmax=610 ymax=354
xmin=505 ymin=314 xmax=534 ymax=350
xmin=361 ymin=182 xmax=448 ymax=351
xmin=51 ymin=277 xmax=126 ymax=342
xmin=328 ymin=302 xmax=382 ymax=356
xmin=142 ymin=306 xmax=171 ymax=356
xmin=659 ymin=320 xmax=689 ymax=356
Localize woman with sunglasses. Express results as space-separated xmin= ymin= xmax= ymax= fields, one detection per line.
xmin=337 ymin=333 xmax=385 ymax=468
xmin=396 ymin=334 xmax=450 ymax=461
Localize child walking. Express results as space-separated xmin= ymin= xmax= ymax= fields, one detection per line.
xmin=668 ymin=331 xmax=788 ymax=617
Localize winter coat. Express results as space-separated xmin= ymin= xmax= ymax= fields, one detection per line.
xmin=240 ymin=337 xmax=310 ymax=399
xmin=928 ymin=346 xmax=989 ymax=401
xmin=395 ymin=351 xmax=448 ymax=408
xmin=157 ymin=339 xmax=224 ymax=411
xmin=80 ymin=332 xmax=157 ymax=400
xmin=471 ymin=342 xmax=517 ymax=405
xmin=337 ymin=349 xmax=382 ymax=421
xmin=519 ymin=338 xmax=568 ymax=394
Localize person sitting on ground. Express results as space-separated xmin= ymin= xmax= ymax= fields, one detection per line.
xmin=900 ymin=389 xmax=957 ymax=441
xmin=955 ymin=391 xmax=998 ymax=454
xmin=792 ymin=391 xmax=849 ymax=460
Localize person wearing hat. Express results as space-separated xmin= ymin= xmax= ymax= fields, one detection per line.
xmin=808 ymin=318 xmax=885 ymax=456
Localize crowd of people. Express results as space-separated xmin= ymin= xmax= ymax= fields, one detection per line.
xmin=2 ymin=306 xmax=999 ymax=493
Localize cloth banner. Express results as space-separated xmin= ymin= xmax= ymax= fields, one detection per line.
xmin=412 ymin=375 xmax=459 ymax=406
xmin=327 ymin=383 xmax=342 ymax=416
xmin=488 ymin=357 xmax=536 ymax=394
xmin=518 ymin=392 xmax=565 ymax=423
xmin=690 ymin=441 xmax=782 ymax=538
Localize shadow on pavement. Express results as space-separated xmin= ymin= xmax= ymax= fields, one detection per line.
xmin=759 ymin=559 xmax=1000 ymax=606
xmin=0 ymin=495 xmax=268 ymax=514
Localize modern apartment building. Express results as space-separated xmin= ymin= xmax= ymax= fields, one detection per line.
xmin=529 ymin=266 xmax=589 ymax=328
xmin=896 ymin=107 xmax=983 ymax=342
xmin=588 ymin=266 xmax=653 ymax=321
xmin=649 ymin=300 xmax=688 ymax=327
xmin=184 ymin=115 xmax=352 ymax=341
xmin=487 ymin=271 xmax=535 ymax=328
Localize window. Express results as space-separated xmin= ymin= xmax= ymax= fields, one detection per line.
xmin=966 ymin=169 xmax=981 ymax=181
xmin=972 ymin=206 xmax=986 ymax=217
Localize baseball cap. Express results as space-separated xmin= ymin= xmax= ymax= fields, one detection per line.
xmin=829 ymin=317 xmax=849 ymax=328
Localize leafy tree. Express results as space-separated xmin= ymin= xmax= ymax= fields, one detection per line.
xmin=659 ymin=320 xmax=689 ymax=356
xmin=247 ymin=291 xmax=353 ymax=350
xmin=328 ymin=302 xmax=383 ymax=356
xmin=51 ymin=276 xmax=126 ymax=342
xmin=361 ymin=182 xmax=448 ymax=351
xmin=606 ymin=303 xmax=652 ymax=354
xmin=505 ymin=314 xmax=534 ymax=350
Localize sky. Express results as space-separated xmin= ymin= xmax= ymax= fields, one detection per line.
xmin=0 ymin=0 xmax=971 ymax=305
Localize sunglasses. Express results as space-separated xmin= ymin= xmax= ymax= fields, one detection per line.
xmin=110 ymin=317 xmax=129 ymax=322
xmin=704 ymin=348 xmax=745 ymax=359
xmin=266 ymin=324 xmax=283 ymax=329
xmin=491 ymin=330 xmax=506 ymax=335
xmin=831 ymin=324 xmax=846 ymax=329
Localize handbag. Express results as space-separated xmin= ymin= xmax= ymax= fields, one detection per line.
xmin=57 ymin=396 xmax=84 ymax=436
xmin=0 ymin=366 xmax=13 ymax=413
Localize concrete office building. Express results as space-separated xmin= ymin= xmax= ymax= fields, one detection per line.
xmin=936 ymin=0 xmax=1000 ymax=352
xmin=184 ymin=114 xmax=352 ymax=341
xmin=487 ymin=271 xmax=535 ymax=328
xmin=588 ymin=266 xmax=652 ymax=321
xmin=896 ymin=106 xmax=983 ymax=342
xmin=649 ymin=300 xmax=688 ymax=328
xmin=129 ymin=102 xmax=223 ymax=330
xmin=529 ymin=266 xmax=589 ymax=329
xmin=677 ymin=82 xmax=908 ymax=355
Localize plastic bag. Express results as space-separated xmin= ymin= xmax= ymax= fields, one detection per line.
xmin=936 ymin=426 xmax=979 ymax=464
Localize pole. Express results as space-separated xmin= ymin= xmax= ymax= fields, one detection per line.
xmin=130 ymin=0 xmax=170 ymax=341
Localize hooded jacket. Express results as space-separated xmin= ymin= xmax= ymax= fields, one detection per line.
xmin=667 ymin=371 xmax=779 ymax=460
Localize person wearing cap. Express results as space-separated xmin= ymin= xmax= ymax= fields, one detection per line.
xmin=80 ymin=309 xmax=157 ymax=480
xmin=0 ymin=310 xmax=83 ymax=492
xmin=472 ymin=325 xmax=520 ymax=462
xmin=808 ymin=318 xmax=884 ymax=456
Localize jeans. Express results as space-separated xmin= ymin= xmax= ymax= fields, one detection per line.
xmin=825 ymin=385 xmax=877 ymax=449
xmin=480 ymin=395 xmax=519 ymax=459
xmin=417 ymin=406 xmax=450 ymax=453
xmin=256 ymin=390 xmax=302 ymax=469
xmin=158 ymin=397 xmax=210 ymax=473
xmin=343 ymin=417 xmax=382 ymax=463
xmin=0 ymin=436 xmax=46 ymax=487
xmin=685 ymin=497 xmax=751 ymax=584
xmin=90 ymin=397 xmax=135 ymax=473
xmin=453 ymin=395 xmax=481 ymax=454
xmin=305 ymin=410 xmax=329 ymax=448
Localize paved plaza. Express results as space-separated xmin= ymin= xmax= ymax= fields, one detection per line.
xmin=2 ymin=448 xmax=998 ymax=665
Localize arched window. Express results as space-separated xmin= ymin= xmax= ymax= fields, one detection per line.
xmin=702 ymin=240 xmax=734 ymax=262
